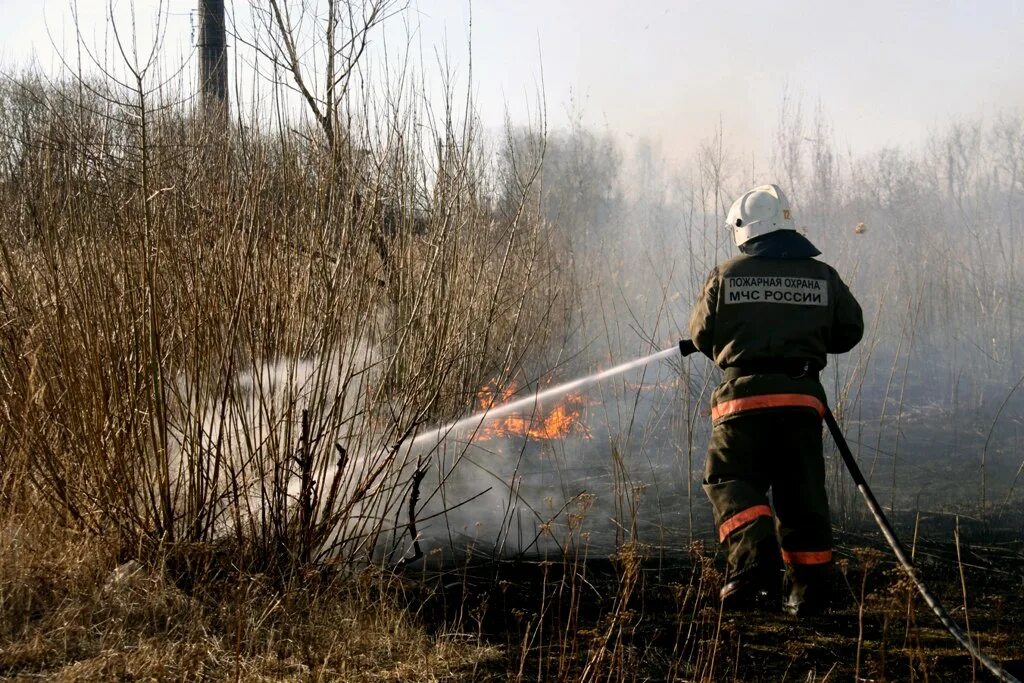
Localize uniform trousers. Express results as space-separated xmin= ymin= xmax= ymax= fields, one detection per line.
xmin=703 ymin=409 xmax=833 ymax=594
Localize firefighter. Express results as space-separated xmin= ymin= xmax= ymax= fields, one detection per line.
xmin=688 ymin=184 xmax=863 ymax=615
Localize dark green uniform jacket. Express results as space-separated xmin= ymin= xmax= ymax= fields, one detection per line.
xmin=688 ymin=234 xmax=864 ymax=421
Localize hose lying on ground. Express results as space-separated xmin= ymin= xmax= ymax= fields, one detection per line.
xmin=822 ymin=408 xmax=1019 ymax=683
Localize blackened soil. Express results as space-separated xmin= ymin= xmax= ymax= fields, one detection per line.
xmin=405 ymin=523 xmax=1024 ymax=681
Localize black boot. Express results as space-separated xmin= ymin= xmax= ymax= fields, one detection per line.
xmin=782 ymin=575 xmax=833 ymax=617
xmin=720 ymin=571 xmax=781 ymax=612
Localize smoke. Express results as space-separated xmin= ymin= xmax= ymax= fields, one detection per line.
xmin=166 ymin=341 xmax=424 ymax=560
xmin=497 ymin=109 xmax=1024 ymax=528
xmin=167 ymin=107 xmax=1024 ymax=567
xmin=402 ymin=346 xmax=698 ymax=559
xmin=166 ymin=336 xmax=711 ymax=564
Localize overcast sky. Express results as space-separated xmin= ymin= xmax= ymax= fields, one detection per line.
xmin=3 ymin=1 xmax=1022 ymax=162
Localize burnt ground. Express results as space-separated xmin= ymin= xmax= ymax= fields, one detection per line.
xmin=407 ymin=516 xmax=1024 ymax=682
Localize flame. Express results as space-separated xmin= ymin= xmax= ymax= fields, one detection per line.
xmin=475 ymin=380 xmax=590 ymax=441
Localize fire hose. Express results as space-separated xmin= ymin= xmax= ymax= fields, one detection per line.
xmin=678 ymin=339 xmax=1020 ymax=682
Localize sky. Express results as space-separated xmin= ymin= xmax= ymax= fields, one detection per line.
xmin=2 ymin=0 xmax=1023 ymax=162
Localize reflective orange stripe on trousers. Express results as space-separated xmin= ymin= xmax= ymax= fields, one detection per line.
xmin=782 ymin=549 xmax=833 ymax=565
xmin=711 ymin=394 xmax=826 ymax=422
xmin=719 ymin=504 xmax=773 ymax=542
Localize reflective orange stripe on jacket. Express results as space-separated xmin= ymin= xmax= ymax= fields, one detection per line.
xmin=719 ymin=504 xmax=773 ymax=542
xmin=782 ymin=549 xmax=833 ymax=565
xmin=711 ymin=393 xmax=826 ymax=422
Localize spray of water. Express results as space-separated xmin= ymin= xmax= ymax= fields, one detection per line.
xmin=410 ymin=346 xmax=680 ymax=450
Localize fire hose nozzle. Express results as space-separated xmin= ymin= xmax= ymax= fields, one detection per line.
xmin=679 ymin=339 xmax=697 ymax=357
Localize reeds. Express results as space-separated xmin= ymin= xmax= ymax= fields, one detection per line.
xmin=0 ymin=35 xmax=572 ymax=579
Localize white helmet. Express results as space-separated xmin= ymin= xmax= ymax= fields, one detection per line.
xmin=726 ymin=184 xmax=795 ymax=247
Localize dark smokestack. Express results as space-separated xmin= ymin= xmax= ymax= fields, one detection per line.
xmin=198 ymin=0 xmax=228 ymax=118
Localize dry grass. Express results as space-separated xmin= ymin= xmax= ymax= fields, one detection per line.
xmin=1 ymin=513 xmax=503 ymax=681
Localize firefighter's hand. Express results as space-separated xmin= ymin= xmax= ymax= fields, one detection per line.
xmin=679 ymin=339 xmax=698 ymax=357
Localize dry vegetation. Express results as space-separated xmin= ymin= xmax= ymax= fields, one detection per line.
xmin=0 ymin=7 xmax=570 ymax=674
xmin=2 ymin=2 xmax=1023 ymax=681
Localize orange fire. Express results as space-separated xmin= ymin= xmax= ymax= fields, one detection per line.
xmin=475 ymin=380 xmax=590 ymax=441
